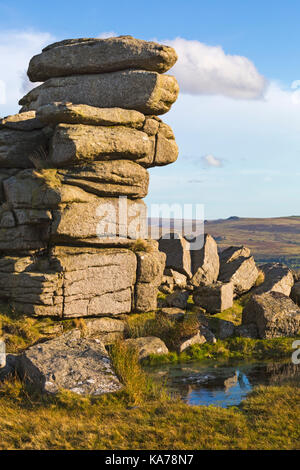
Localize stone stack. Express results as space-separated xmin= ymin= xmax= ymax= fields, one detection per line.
xmin=0 ymin=36 xmax=179 ymax=318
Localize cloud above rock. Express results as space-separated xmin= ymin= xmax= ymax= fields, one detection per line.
xmin=166 ymin=37 xmax=267 ymax=100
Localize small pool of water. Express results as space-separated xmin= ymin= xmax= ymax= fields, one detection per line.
xmin=147 ymin=360 xmax=300 ymax=408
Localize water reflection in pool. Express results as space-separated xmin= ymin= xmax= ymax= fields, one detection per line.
xmin=147 ymin=360 xmax=300 ymax=408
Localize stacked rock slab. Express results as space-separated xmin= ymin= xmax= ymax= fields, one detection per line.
xmin=0 ymin=36 xmax=179 ymax=317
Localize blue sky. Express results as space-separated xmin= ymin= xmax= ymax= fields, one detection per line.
xmin=1 ymin=0 xmax=300 ymax=219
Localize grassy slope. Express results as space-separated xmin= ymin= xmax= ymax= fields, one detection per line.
xmin=205 ymin=216 xmax=300 ymax=269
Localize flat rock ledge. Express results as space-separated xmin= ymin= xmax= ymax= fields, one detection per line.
xmin=17 ymin=330 xmax=123 ymax=395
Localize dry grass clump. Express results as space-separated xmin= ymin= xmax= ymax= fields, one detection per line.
xmin=255 ymin=269 xmax=266 ymax=287
xmin=131 ymin=238 xmax=155 ymax=253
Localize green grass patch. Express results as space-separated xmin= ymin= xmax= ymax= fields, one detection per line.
xmin=143 ymin=336 xmax=300 ymax=366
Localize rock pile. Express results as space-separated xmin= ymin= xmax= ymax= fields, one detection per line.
xmin=158 ymin=234 xmax=300 ymax=339
xmin=0 ymin=36 xmax=179 ymax=318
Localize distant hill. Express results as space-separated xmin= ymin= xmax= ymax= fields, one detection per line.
xmin=149 ymin=216 xmax=300 ymax=270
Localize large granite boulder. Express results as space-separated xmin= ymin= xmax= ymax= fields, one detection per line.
xmin=57 ymin=160 xmax=149 ymax=199
xmin=190 ymin=234 xmax=220 ymax=286
xmin=159 ymin=233 xmax=192 ymax=277
xmin=49 ymin=124 xmax=155 ymax=167
xmin=36 ymin=103 xmax=146 ymax=128
xmin=254 ymin=263 xmax=294 ymax=296
xmin=124 ymin=336 xmax=168 ymax=360
xmin=20 ymin=70 xmax=179 ymax=116
xmin=218 ymin=246 xmax=259 ymax=296
xmin=17 ymin=330 xmax=122 ymax=395
xmin=28 ymin=36 xmax=178 ymax=81
xmin=242 ymin=291 xmax=300 ymax=339
xmin=0 ymin=247 xmax=137 ymax=317
xmin=0 ymin=111 xmax=43 ymax=131
xmin=0 ymin=127 xmax=48 ymax=168
xmin=193 ymin=282 xmax=233 ymax=314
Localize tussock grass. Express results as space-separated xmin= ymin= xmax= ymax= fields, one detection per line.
xmin=130 ymin=238 xmax=155 ymax=253
xmin=125 ymin=311 xmax=200 ymax=351
xmin=110 ymin=341 xmax=168 ymax=405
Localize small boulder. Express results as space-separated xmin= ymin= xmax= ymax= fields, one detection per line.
xmin=165 ymin=290 xmax=190 ymax=309
xmin=193 ymin=282 xmax=233 ymax=314
xmin=166 ymin=269 xmax=187 ymax=289
xmin=199 ymin=325 xmax=217 ymax=344
xmin=219 ymin=246 xmax=258 ymax=296
xmin=235 ymin=324 xmax=258 ymax=339
xmin=17 ymin=330 xmax=122 ymax=395
xmin=254 ymin=263 xmax=294 ymax=297
xmin=218 ymin=320 xmax=235 ymax=339
xmin=159 ymin=275 xmax=174 ymax=294
xmin=242 ymin=291 xmax=300 ymax=339
xmin=190 ymin=234 xmax=220 ymax=287
xmin=220 ymin=246 xmax=251 ymax=264
xmin=125 ymin=336 xmax=168 ymax=360
xmin=178 ymin=332 xmax=206 ymax=352
xmin=156 ymin=308 xmax=186 ymax=321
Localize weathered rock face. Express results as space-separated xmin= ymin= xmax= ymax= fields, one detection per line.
xmin=190 ymin=234 xmax=220 ymax=287
xmin=36 ymin=103 xmax=146 ymax=128
xmin=58 ymin=160 xmax=149 ymax=198
xmin=20 ymin=70 xmax=179 ymax=116
xmin=218 ymin=246 xmax=259 ymax=296
xmin=193 ymin=282 xmax=233 ymax=314
xmin=242 ymin=291 xmax=300 ymax=339
xmin=28 ymin=36 xmax=178 ymax=81
xmin=0 ymin=127 xmax=48 ymax=168
xmin=0 ymin=168 xmax=148 ymax=250
xmin=0 ymin=247 xmax=137 ymax=317
xmin=49 ymin=124 xmax=155 ymax=167
xmin=17 ymin=330 xmax=123 ymax=395
xmin=0 ymin=35 xmax=179 ymax=320
xmin=124 ymin=336 xmax=168 ymax=360
xmin=254 ymin=263 xmax=294 ymax=297
xmin=159 ymin=233 xmax=192 ymax=277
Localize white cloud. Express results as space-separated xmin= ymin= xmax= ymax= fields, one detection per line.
xmin=202 ymin=154 xmax=223 ymax=168
xmin=97 ymin=31 xmax=117 ymax=39
xmin=166 ymin=37 xmax=267 ymax=100
xmin=0 ymin=30 xmax=54 ymax=116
